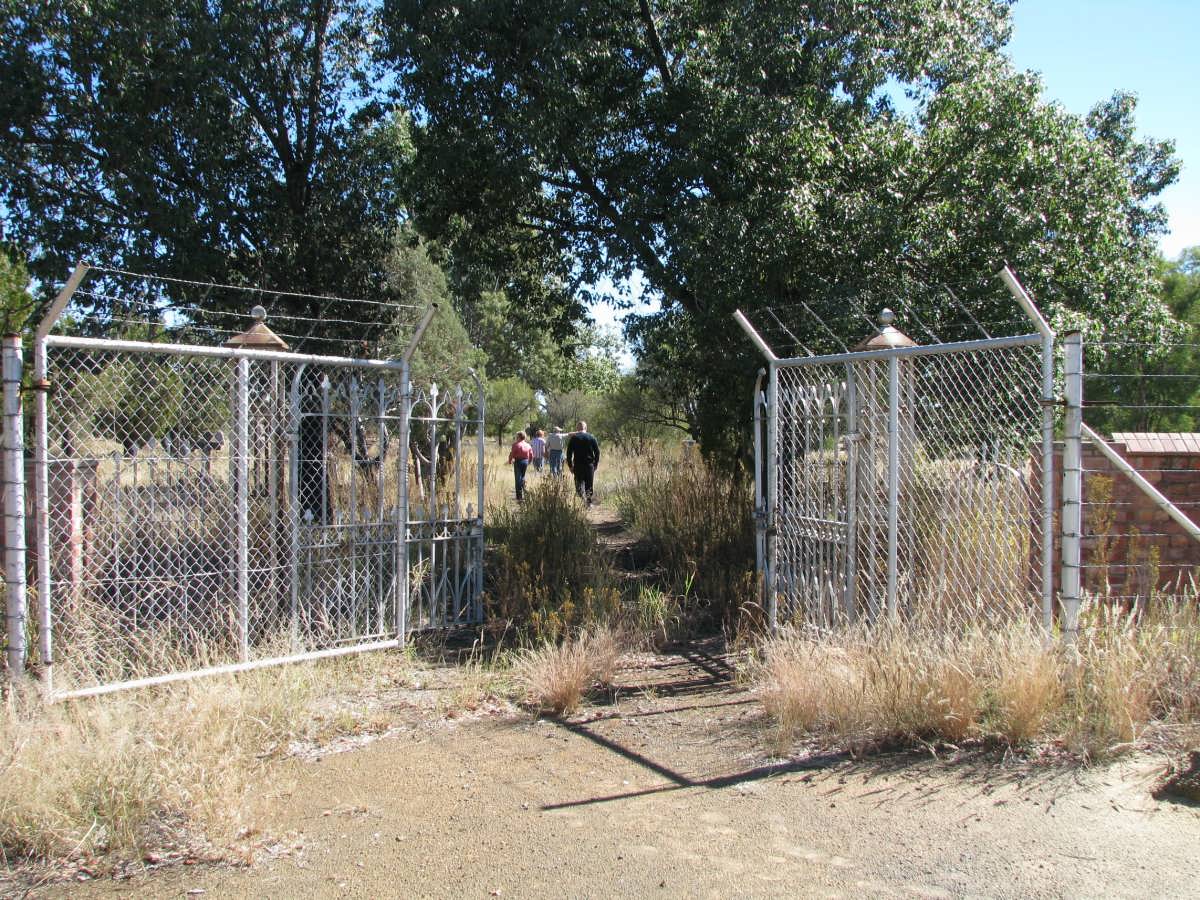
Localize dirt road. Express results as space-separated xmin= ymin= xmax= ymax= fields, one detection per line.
xmin=51 ymin=643 xmax=1200 ymax=899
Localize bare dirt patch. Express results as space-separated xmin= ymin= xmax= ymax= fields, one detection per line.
xmin=30 ymin=640 xmax=1200 ymax=900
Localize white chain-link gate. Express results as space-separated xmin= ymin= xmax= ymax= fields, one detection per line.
xmin=25 ymin=270 xmax=486 ymax=699
xmin=742 ymin=291 xmax=1056 ymax=629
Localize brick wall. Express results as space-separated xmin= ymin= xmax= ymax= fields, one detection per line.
xmin=1041 ymin=440 xmax=1200 ymax=598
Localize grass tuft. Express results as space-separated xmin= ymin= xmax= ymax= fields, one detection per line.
xmin=514 ymin=626 xmax=621 ymax=716
xmin=0 ymin=651 xmax=409 ymax=867
xmin=614 ymin=457 xmax=756 ymax=631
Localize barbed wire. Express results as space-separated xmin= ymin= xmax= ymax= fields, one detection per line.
xmin=88 ymin=265 xmax=423 ymax=311
xmin=49 ymin=267 xmax=429 ymax=356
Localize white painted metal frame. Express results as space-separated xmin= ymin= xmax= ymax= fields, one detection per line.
xmin=1061 ymin=331 xmax=1083 ymax=640
xmin=25 ymin=268 xmax=483 ymax=700
xmin=737 ymin=270 xmax=1056 ymax=631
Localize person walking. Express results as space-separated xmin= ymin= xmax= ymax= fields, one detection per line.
xmin=565 ymin=420 xmax=600 ymax=505
xmin=530 ymin=429 xmax=547 ymax=473
xmin=546 ymin=425 xmax=565 ymax=477
xmin=507 ymin=431 xmax=534 ymax=501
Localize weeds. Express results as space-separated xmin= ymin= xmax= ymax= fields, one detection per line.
xmin=485 ymin=478 xmax=618 ymax=643
xmin=614 ymin=457 xmax=755 ymax=630
xmin=755 ymin=597 xmax=1200 ymax=760
xmin=0 ymin=650 xmax=410 ymax=867
xmin=513 ymin=626 xmax=621 ymax=716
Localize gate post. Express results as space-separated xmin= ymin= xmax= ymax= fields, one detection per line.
xmin=1061 ymin=331 xmax=1084 ymax=642
xmin=396 ymin=360 xmax=411 ymax=639
xmin=998 ymin=267 xmax=1057 ymax=632
xmin=843 ymin=365 xmax=858 ymax=622
xmin=235 ymin=357 xmax=250 ymax=661
xmin=287 ymin=367 xmax=305 ymax=650
xmin=752 ymin=370 xmax=766 ymax=611
xmin=3 ymin=335 xmax=27 ymax=678
xmin=471 ymin=369 xmax=486 ymax=623
xmin=766 ymin=362 xmax=779 ymax=630
xmin=885 ymin=355 xmax=900 ymax=622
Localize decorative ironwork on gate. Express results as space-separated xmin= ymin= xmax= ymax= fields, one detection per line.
xmin=739 ymin=272 xmax=1058 ymax=630
xmin=22 ymin=266 xmax=486 ymax=699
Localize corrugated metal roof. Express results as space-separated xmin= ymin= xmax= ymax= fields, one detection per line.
xmin=1111 ymin=433 xmax=1200 ymax=454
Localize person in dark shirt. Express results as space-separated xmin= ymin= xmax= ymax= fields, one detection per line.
xmin=565 ymin=419 xmax=601 ymax=505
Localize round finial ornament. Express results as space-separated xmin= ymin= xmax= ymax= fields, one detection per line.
xmin=879 ymin=308 xmax=896 ymax=326
xmin=250 ymin=304 xmax=267 ymax=322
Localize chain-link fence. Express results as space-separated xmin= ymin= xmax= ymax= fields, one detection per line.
xmin=0 ymin=265 xmax=488 ymax=695
xmin=765 ymin=337 xmax=1047 ymax=628
xmin=35 ymin=340 xmax=369 ymax=693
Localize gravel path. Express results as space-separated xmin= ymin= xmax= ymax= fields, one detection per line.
xmin=51 ymin=641 xmax=1200 ymax=899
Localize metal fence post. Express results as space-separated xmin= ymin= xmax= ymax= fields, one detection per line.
xmin=32 ymin=338 xmax=52 ymax=688
xmin=886 ymin=355 xmax=900 ymax=621
xmin=752 ymin=369 xmax=767 ymax=611
xmin=1040 ymin=332 xmax=1056 ymax=633
xmin=396 ymin=361 xmax=411 ymax=639
xmin=472 ymin=370 xmax=486 ymax=623
xmin=3 ymin=335 xmax=27 ymax=678
xmin=1061 ymin=331 xmax=1084 ymax=641
xmin=235 ymin=356 xmax=250 ymax=661
xmin=288 ymin=366 xmax=305 ymax=650
xmin=843 ymin=364 xmax=859 ymax=622
xmin=765 ymin=362 xmax=779 ymax=630
xmin=998 ymin=267 xmax=1057 ymax=633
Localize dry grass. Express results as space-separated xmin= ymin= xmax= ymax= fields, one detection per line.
xmin=613 ymin=453 xmax=756 ymax=629
xmin=0 ymin=650 xmax=411 ymax=867
xmin=513 ymin=626 xmax=622 ymax=716
xmin=755 ymin=597 xmax=1200 ymax=759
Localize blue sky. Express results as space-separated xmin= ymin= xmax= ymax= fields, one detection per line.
xmin=1007 ymin=0 xmax=1200 ymax=259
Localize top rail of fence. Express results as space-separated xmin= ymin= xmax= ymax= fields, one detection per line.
xmin=43 ymin=333 xmax=410 ymax=373
xmin=767 ymin=332 xmax=1042 ymax=369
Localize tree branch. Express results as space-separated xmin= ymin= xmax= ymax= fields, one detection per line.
xmin=637 ymin=0 xmax=675 ymax=89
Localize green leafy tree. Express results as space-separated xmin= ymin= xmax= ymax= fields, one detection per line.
xmin=0 ymin=245 xmax=32 ymax=333
xmin=382 ymin=0 xmax=1179 ymax=462
xmin=381 ymin=235 xmax=487 ymax=385
xmin=544 ymin=389 xmax=601 ymax=437
xmin=486 ymin=376 xmax=536 ymax=446
xmin=593 ymin=373 xmax=681 ymax=453
xmin=1 ymin=0 xmax=411 ymax=335
xmin=1087 ymin=249 xmax=1200 ymax=434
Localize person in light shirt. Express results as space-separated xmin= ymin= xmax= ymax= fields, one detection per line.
xmin=545 ymin=425 xmax=565 ymax=477
xmin=530 ymin=429 xmax=547 ymax=473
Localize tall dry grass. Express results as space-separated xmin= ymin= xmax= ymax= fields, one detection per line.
xmin=613 ymin=454 xmax=756 ymax=630
xmin=0 ymin=651 xmax=408 ymax=865
xmin=513 ymin=626 xmax=621 ymax=716
xmin=485 ymin=477 xmax=618 ymax=643
xmin=755 ymin=597 xmax=1200 ymax=759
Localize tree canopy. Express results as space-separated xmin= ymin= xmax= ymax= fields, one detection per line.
xmin=383 ymin=0 xmax=1180 ymax=459
xmin=0 ymin=0 xmax=604 ymax=382
xmin=1 ymin=0 xmax=410 ymax=329
xmin=0 ymin=0 xmax=1186 ymax=457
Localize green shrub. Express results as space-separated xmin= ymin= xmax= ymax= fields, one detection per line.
xmin=615 ymin=459 xmax=756 ymax=630
xmin=484 ymin=478 xmax=618 ymax=643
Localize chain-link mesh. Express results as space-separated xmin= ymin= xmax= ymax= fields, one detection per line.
xmin=40 ymin=340 xmax=484 ymax=694
xmin=772 ymin=341 xmax=1045 ymax=627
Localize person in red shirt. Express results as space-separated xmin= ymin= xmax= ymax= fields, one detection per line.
xmin=507 ymin=431 xmax=534 ymax=501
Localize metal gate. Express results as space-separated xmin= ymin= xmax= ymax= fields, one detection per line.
xmin=744 ymin=298 xmax=1055 ymax=629
xmin=29 ymin=291 xmax=485 ymax=698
